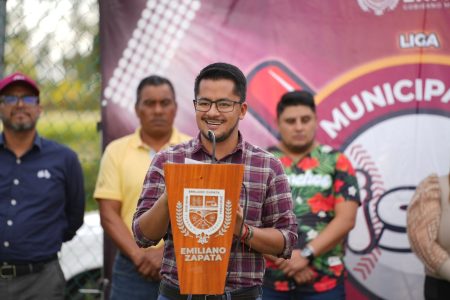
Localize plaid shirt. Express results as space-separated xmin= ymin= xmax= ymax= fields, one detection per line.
xmin=133 ymin=133 xmax=298 ymax=290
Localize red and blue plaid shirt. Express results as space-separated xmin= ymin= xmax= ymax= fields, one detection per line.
xmin=133 ymin=133 xmax=298 ymax=290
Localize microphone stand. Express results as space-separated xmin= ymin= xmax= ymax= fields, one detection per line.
xmin=207 ymin=130 xmax=216 ymax=164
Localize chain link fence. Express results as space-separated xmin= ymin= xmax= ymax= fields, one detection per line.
xmin=3 ymin=0 xmax=104 ymax=299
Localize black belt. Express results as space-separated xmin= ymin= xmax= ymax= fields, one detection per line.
xmin=159 ymin=281 xmax=261 ymax=300
xmin=0 ymin=255 xmax=57 ymax=279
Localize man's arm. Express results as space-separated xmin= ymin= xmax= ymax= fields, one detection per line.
xmin=233 ymin=157 xmax=298 ymax=258
xmin=136 ymin=191 xmax=171 ymax=242
xmin=308 ymin=153 xmax=360 ymax=256
xmin=99 ymin=199 xmax=162 ymax=279
xmin=307 ymin=200 xmax=358 ymax=256
xmin=244 ymin=227 xmax=285 ymax=255
xmin=233 ymin=206 xmax=290 ymax=256
xmin=133 ymin=153 xmax=172 ymax=247
xmin=270 ymin=200 xmax=358 ymax=277
xmin=64 ymin=152 xmax=85 ymax=242
xmin=273 ymin=152 xmax=360 ymax=277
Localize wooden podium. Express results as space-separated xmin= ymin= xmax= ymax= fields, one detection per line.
xmin=164 ymin=163 xmax=244 ymax=295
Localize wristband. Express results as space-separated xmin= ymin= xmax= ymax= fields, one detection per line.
xmin=240 ymin=223 xmax=249 ymax=241
xmin=245 ymin=225 xmax=254 ymax=243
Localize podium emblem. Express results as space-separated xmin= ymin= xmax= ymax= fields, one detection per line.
xmin=177 ymin=188 xmax=232 ymax=244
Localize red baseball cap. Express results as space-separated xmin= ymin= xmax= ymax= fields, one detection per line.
xmin=0 ymin=72 xmax=40 ymax=95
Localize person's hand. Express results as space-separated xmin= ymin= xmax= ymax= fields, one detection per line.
xmin=293 ymin=266 xmax=315 ymax=284
xmin=264 ymin=254 xmax=285 ymax=268
xmin=234 ymin=206 xmax=244 ymax=237
xmin=131 ymin=247 xmax=163 ymax=280
xmin=264 ymin=254 xmax=278 ymax=261
xmin=275 ymin=249 xmax=309 ymax=277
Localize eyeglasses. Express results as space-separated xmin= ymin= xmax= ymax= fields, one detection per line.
xmin=193 ymin=98 xmax=242 ymax=113
xmin=0 ymin=95 xmax=39 ymax=106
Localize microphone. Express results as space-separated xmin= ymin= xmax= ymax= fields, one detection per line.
xmin=207 ymin=130 xmax=216 ymax=164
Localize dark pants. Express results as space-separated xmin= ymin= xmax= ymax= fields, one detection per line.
xmin=262 ymin=282 xmax=345 ymax=300
xmin=425 ymin=275 xmax=450 ymax=300
xmin=158 ymin=280 xmax=263 ymax=300
xmin=110 ymin=252 xmax=160 ymax=300
xmin=0 ymin=259 xmax=65 ymax=300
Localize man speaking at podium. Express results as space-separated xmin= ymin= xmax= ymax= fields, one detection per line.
xmin=133 ymin=62 xmax=298 ymax=300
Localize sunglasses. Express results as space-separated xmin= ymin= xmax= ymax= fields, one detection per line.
xmin=0 ymin=95 xmax=39 ymax=106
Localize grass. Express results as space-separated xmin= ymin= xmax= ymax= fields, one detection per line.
xmin=37 ymin=110 xmax=101 ymax=211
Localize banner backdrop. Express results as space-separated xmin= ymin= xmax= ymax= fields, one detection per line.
xmin=100 ymin=1 xmax=450 ymax=299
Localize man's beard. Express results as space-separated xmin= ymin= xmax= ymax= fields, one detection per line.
xmin=1 ymin=114 xmax=37 ymax=132
xmin=203 ymin=119 xmax=239 ymax=143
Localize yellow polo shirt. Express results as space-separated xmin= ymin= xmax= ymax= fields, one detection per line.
xmin=94 ymin=127 xmax=191 ymax=234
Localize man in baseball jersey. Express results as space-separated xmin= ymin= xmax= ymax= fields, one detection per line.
xmin=263 ymin=90 xmax=360 ymax=300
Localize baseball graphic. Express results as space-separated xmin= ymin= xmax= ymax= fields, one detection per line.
xmin=343 ymin=114 xmax=450 ymax=300
xmin=314 ymin=56 xmax=450 ymax=299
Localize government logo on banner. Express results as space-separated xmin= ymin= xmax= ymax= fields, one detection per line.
xmin=357 ymin=0 xmax=450 ymax=15
xmin=357 ymin=0 xmax=400 ymax=15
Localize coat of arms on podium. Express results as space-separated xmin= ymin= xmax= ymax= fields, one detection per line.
xmin=176 ymin=188 xmax=232 ymax=244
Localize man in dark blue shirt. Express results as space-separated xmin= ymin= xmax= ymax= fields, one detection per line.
xmin=0 ymin=72 xmax=85 ymax=300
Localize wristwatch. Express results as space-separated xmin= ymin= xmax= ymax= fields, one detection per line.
xmin=300 ymin=245 xmax=315 ymax=264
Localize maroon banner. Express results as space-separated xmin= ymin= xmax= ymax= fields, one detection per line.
xmin=100 ymin=1 xmax=450 ymax=299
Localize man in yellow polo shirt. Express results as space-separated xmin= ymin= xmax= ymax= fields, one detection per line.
xmin=94 ymin=75 xmax=191 ymax=300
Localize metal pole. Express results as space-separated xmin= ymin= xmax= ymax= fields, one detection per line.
xmin=0 ymin=0 xmax=6 ymax=77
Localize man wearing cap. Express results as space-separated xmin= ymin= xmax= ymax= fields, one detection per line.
xmin=0 ymin=72 xmax=85 ymax=299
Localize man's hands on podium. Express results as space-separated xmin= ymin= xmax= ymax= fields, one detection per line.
xmin=131 ymin=246 xmax=163 ymax=281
